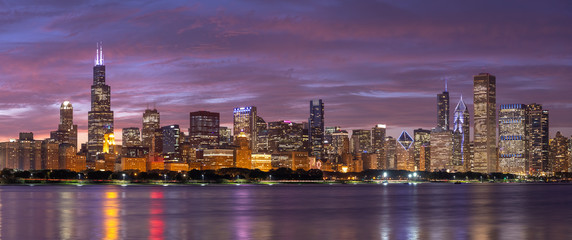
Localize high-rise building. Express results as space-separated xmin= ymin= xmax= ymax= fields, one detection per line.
xmin=396 ymin=130 xmax=415 ymax=171
xmin=268 ymin=120 xmax=305 ymax=153
xmin=218 ymin=127 xmax=232 ymax=147
xmin=498 ymin=104 xmax=528 ymax=174
xmin=526 ymin=103 xmax=549 ymax=174
xmin=372 ymin=124 xmax=386 ymax=169
xmin=51 ymin=101 xmax=78 ymax=147
xmin=385 ymin=137 xmax=397 ymax=169
xmin=437 ymin=83 xmax=450 ymax=130
xmin=473 ymin=73 xmax=497 ymax=173
xmin=234 ymin=132 xmax=252 ymax=169
xmin=162 ymin=125 xmax=181 ymax=159
xmin=142 ymin=108 xmax=160 ymax=149
xmin=256 ymin=116 xmax=269 ymax=153
xmin=122 ymin=127 xmax=141 ymax=147
xmin=549 ymin=132 xmax=569 ymax=173
xmin=452 ymin=96 xmax=470 ymax=171
xmin=430 ymin=129 xmax=453 ymax=172
xmin=414 ymin=129 xmax=431 ymax=171
xmin=189 ymin=111 xmax=220 ymax=148
xmin=233 ymin=106 xmax=257 ymax=151
xmin=351 ymin=129 xmax=371 ymax=154
xmin=309 ymin=99 xmax=324 ymax=160
xmin=88 ymin=42 xmax=114 ymax=160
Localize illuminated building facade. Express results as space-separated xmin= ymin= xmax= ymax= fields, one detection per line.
xmin=452 ymin=96 xmax=470 ymax=171
xmin=251 ymin=153 xmax=272 ymax=171
xmin=203 ymin=149 xmax=234 ymax=170
xmin=498 ymin=104 xmax=528 ymax=174
xmin=142 ymin=108 xmax=160 ymax=150
xmin=121 ymin=157 xmax=147 ymax=172
xmin=267 ymin=120 xmax=305 ymax=153
xmin=122 ymin=127 xmax=141 ymax=147
xmin=414 ymin=129 xmax=431 ymax=171
xmin=162 ymin=125 xmax=181 ymax=162
xmin=88 ymin=42 xmax=114 ymax=161
xmin=385 ymin=137 xmax=397 ymax=169
xmin=189 ymin=111 xmax=220 ymax=148
xmin=218 ymin=127 xmax=232 ymax=147
xmin=51 ymin=101 xmax=78 ymax=147
xmin=351 ymin=129 xmax=371 ymax=154
xmin=41 ymin=139 xmax=60 ymax=170
xmin=396 ymin=131 xmax=415 ymax=171
xmin=473 ymin=73 xmax=497 ymax=173
xmin=549 ymin=132 xmax=569 ymax=173
xmin=526 ymin=103 xmax=549 ymax=174
xmin=372 ymin=124 xmax=386 ymax=169
xmin=309 ymin=99 xmax=324 ymax=160
xmin=430 ymin=130 xmax=453 ymax=171
xmin=437 ymin=84 xmax=450 ymax=130
xmin=271 ymin=151 xmax=310 ymax=170
xmin=233 ymin=106 xmax=257 ymax=151
xmin=234 ymin=132 xmax=252 ymax=169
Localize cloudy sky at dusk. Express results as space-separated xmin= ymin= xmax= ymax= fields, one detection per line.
xmin=1 ymin=0 xmax=572 ymax=143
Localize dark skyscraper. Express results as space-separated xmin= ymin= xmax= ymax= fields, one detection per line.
xmin=473 ymin=73 xmax=497 ymax=173
xmin=88 ymin=42 xmax=114 ymax=160
xmin=189 ymin=111 xmax=220 ymax=148
xmin=526 ymin=103 xmax=549 ymax=174
xmin=309 ymin=99 xmax=324 ymax=160
xmin=437 ymin=81 xmax=450 ymax=130
xmin=122 ymin=127 xmax=141 ymax=147
xmin=142 ymin=108 xmax=160 ymax=150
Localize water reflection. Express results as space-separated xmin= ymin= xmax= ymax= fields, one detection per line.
xmin=103 ymin=190 xmax=120 ymax=240
xmin=150 ymin=190 xmax=164 ymax=240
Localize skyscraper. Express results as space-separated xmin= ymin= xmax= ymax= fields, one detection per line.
xmin=452 ymin=96 xmax=470 ymax=171
xmin=396 ymin=130 xmax=415 ymax=171
xmin=189 ymin=111 xmax=220 ymax=148
xmin=372 ymin=124 xmax=386 ymax=169
xmin=437 ymin=83 xmax=450 ymax=130
xmin=142 ymin=108 xmax=160 ymax=150
xmin=88 ymin=42 xmax=114 ymax=160
xmin=51 ymin=101 xmax=78 ymax=147
xmin=473 ymin=73 xmax=497 ymax=173
xmin=309 ymin=99 xmax=324 ymax=160
xmin=549 ymin=132 xmax=569 ymax=173
xmin=413 ymin=128 xmax=431 ymax=171
xmin=498 ymin=104 xmax=528 ymax=174
xmin=526 ymin=103 xmax=549 ymax=174
xmin=233 ymin=106 xmax=257 ymax=151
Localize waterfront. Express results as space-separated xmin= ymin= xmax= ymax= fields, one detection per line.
xmin=0 ymin=183 xmax=570 ymax=239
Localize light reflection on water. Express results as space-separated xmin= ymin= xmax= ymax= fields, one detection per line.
xmin=0 ymin=184 xmax=570 ymax=239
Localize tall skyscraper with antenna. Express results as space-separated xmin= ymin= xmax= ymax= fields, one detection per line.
xmin=88 ymin=42 xmax=114 ymax=161
xmin=452 ymin=96 xmax=470 ymax=171
xmin=437 ymin=79 xmax=450 ymax=130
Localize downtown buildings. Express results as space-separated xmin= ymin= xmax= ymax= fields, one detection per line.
xmin=0 ymin=43 xmax=570 ymax=176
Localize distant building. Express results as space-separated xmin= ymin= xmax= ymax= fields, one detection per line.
xmin=396 ymin=131 xmax=415 ymax=171
xmin=122 ymin=127 xmax=141 ymax=147
xmin=473 ymin=73 xmax=497 ymax=173
xmin=526 ymin=103 xmax=549 ymax=174
xmin=437 ymin=83 xmax=450 ymax=130
xmin=498 ymin=104 xmax=528 ymax=175
xmin=430 ymin=130 xmax=453 ymax=172
xmin=309 ymin=99 xmax=325 ymax=160
xmin=88 ymin=42 xmax=114 ymax=161
xmin=351 ymin=129 xmax=371 ymax=154
xmin=549 ymin=132 xmax=569 ymax=173
xmin=218 ymin=127 xmax=232 ymax=147
xmin=268 ymin=120 xmax=305 ymax=153
xmin=251 ymin=153 xmax=272 ymax=171
xmin=233 ymin=106 xmax=257 ymax=151
xmin=162 ymin=125 xmax=181 ymax=162
xmin=234 ymin=132 xmax=252 ymax=169
xmin=414 ymin=129 xmax=431 ymax=171
xmin=189 ymin=111 xmax=220 ymax=148
xmin=372 ymin=125 xmax=386 ymax=169
xmin=385 ymin=137 xmax=397 ymax=169
xmin=142 ymin=108 xmax=160 ymax=150
xmin=50 ymin=101 xmax=78 ymax=147
xmin=452 ymin=96 xmax=470 ymax=172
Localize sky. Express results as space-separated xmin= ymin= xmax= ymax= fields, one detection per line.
xmin=1 ymin=0 xmax=572 ymax=144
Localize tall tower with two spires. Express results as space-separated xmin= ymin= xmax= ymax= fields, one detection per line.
xmin=88 ymin=42 xmax=114 ymax=161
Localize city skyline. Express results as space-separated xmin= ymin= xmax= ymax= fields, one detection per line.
xmin=1 ymin=1 xmax=572 ymax=144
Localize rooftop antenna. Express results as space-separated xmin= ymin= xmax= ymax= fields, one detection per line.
xmin=445 ymin=77 xmax=448 ymax=92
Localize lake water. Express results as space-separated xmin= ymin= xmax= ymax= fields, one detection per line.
xmin=0 ymin=183 xmax=570 ymax=239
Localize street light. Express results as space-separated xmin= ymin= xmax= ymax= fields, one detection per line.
xmin=201 ymin=174 xmax=205 ymax=182
xmin=122 ymin=173 xmax=126 ymax=181
xmin=269 ymin=175 xmax=272 ymax=181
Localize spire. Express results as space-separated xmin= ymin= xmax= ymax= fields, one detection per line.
xmin=95 ymin=41 xmax=104 ymax=66
xmin=455 ymin=95 xmax=467 ymax=112
xmin=445 ymin=78 xmax=448 ymax=92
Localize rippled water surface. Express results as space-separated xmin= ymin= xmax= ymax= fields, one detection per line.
xmin=0 ymin=183 xmax=570 ymax=239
